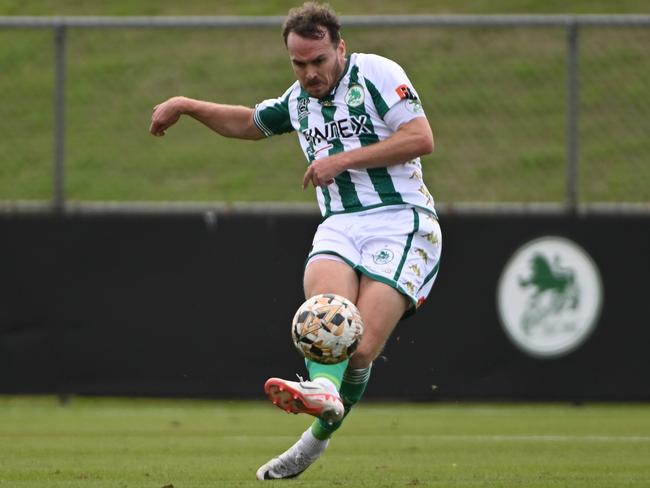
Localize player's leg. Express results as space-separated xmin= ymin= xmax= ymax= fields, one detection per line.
xmin=311 ymin=276 xmax=408 ymax=440
xmin=312 ymin=208 xmax=442 ymax=439
xmin=264 ymin=257 xmax=358 ymax=420
xmin=257 ymin=284 xmax=405 ymax=481
xmin=258 ymin=210 xmax=441 ymax=479
xmin=303 ymin=256 xmax=360 ymax=384
xmin=349 ymin=275 xmax=409 ymax=368
xmin=303 ymin=255 xmax=359 ymax=300
xmin=301 ymin=257 xmax=360 ymax=400
xmin=256 ymin=258 xmax=359 ymax=481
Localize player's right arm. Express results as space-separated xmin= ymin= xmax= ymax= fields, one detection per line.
xmin=149 ymin=96 xmax=265 ymax=140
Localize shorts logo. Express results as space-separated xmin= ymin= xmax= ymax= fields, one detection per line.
xmin=373 ymin=248 xmax=394 ymax=265
xmin=415 ymin=248 xmax=429 ymax=263
xmin=345 ymin=84 xmax=365 ymax=107
xmin=409 ymin=264 xmax=422 ymax=278
xmin=497 ymin=236 xmax=603 ymax=359
xmin=402 ymin=280 xmax=416 ymax=295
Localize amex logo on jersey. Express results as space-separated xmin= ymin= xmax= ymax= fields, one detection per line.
xmin=302 ymin=115 xmax=372 ymax=145
xmin=496 ymin=236 xmax=603 ymax=359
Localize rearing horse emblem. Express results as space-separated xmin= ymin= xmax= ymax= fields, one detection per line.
xmin=519 ymin=253 xmax=580 ymax=334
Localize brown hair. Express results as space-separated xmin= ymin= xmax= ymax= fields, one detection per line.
xmin=282 ymin=2 xmax=341 ymax=47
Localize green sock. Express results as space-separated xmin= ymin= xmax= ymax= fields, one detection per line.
xmin=311 ymin=364 xmax=372 ymax=440
xmin=305 ymin=358 xmax=349 ymax=390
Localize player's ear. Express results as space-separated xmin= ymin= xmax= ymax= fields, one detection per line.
xmin=338 ymin=38 xmax=346 ymax=57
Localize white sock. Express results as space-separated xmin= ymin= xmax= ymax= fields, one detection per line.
xmin=312 ymin=377 xmax=339 ymax=397
xmin=297 ymin=428 xmax=329 ymax=458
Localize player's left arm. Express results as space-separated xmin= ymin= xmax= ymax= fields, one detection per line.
xmin=302 ymin=116 xmax=434 ymax=189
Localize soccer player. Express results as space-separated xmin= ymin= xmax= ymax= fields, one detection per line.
xmin=149 ymin=2 xmax=442 ymax=480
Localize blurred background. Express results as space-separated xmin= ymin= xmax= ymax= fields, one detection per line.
xmin=1 ymin=1 xmax=649 ymax=402
xmin=2 ymin=4 xmax=650 ymax=486
xmin=1 ymin=0 xmax=649 ymax=207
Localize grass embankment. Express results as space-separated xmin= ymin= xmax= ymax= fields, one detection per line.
xmin=1 ymin=1 xmax=649 ymax=203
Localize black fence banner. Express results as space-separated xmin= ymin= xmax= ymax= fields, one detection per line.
xmin=1 ymin=212 xmax=648 ymax=401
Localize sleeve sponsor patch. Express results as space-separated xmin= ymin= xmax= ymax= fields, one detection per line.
xmin=395 ymin=84 xmax=418 ymax=101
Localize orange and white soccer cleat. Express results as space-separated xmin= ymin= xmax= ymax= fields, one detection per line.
xmin=264 ymin=377 xmax=345 ymax=424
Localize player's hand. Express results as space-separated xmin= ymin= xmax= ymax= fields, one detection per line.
xmin=302 ymin=155 xmax=342 ymax=189
xmin=149 ymin=97 xmax=184 ymax=136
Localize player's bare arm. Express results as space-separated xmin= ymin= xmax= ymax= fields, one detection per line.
xmin=302 ymin=116 xmax=434 ymax=189
xmin=150 ymin=96 xmax=264 ymax=140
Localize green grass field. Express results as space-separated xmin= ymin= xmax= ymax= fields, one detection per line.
xmin=1 ymin=396 xmax=649 ymax=487
xmin=3 ymin=0 xmax=650 ymax=16
xmin=1 ymin=1 xmax=650 ymax=204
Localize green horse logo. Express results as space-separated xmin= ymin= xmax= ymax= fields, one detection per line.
xmin=519 ymin=253 xmax=580 ymax=334
xmin=345 ymin=85 xmax=365 ymax=107
xmin=373 ymin=248 xmax=394 ymax=265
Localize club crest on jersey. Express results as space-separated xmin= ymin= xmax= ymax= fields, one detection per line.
xmin=345 ymin=84 xmax=365 ymax=107
xmin=297 ymin=97 xmax=310 ymax=120
xmin=406 ymin=98 xmax=424 ymax=114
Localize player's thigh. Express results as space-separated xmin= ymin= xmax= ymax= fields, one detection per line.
xmin=350 ymin=275 xmax=409 ymax=368
xmin=303 ymin=257 xmax=359 ymax=302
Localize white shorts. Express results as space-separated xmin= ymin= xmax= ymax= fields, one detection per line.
xmin=306 ymin=206 xmax=442 ymax=316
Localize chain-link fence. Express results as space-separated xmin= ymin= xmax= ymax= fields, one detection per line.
xmin=1 ymin=16 xmax=649 ymax=212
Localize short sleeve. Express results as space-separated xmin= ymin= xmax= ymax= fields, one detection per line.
xmin=361 ymin=54 xmax=422 ymax=120
xmin=383 ymin=98 xmax=427 ymax=132
xmin=254 ymin=86 xmax=295 ymax=137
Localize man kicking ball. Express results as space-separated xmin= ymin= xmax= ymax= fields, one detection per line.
xmin=149 ymin=2 xmax=442 ymax=480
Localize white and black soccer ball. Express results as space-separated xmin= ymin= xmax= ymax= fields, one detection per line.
xmin=291 ymin=293 xmax=364 ymax=364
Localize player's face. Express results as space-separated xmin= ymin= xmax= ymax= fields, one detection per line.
xmin=287 ymin=31 xmax=346 ymax=99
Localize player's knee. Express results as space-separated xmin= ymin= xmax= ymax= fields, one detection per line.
xmin=350 ymin=341 xmax=380 ymax=368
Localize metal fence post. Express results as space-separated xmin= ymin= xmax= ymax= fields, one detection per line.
xmin=53 ymin=24 xmax=66 ymax=211
xmin=566 ymin=21 xmax=579 ymax=212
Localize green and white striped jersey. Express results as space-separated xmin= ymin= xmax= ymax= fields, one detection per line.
xmin=254 ymin=52 xmax=436 ymax=218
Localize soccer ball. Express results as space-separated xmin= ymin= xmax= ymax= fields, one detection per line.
xmin=291 ymin=293 xmax=364 ymax=364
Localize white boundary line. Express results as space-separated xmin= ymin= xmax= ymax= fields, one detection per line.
xmin=1 ymin=200 xmax=650 ymax=216
xmin=218 ymin=434 xmax=650 ymax=442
